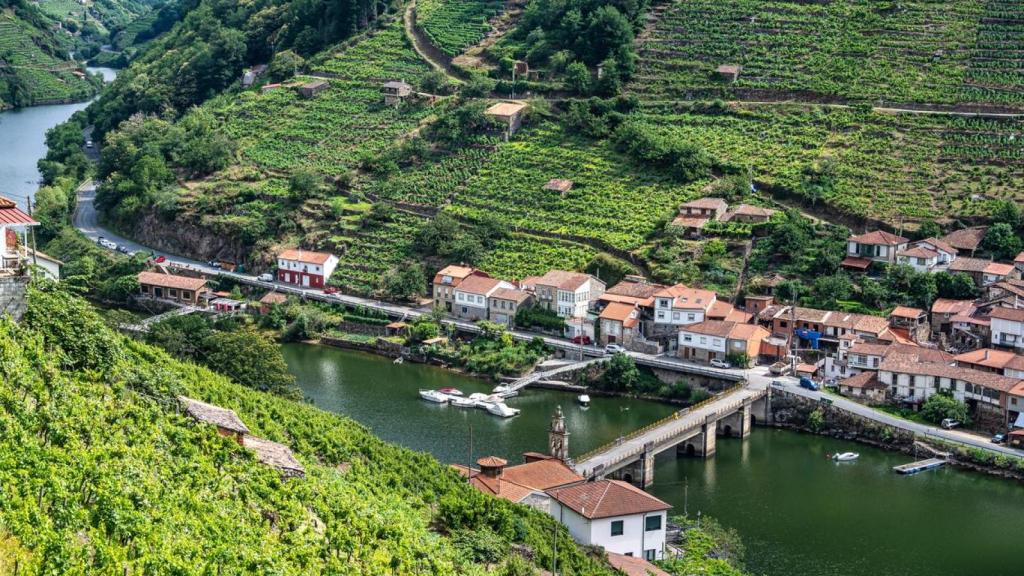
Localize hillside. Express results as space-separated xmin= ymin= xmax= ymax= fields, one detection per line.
xmin=0 ymin=1 xmax=100 ymax=107
xmin=0 ymin=284 xmax=616 ymax=574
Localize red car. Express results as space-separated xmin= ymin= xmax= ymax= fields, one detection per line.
xmin=323 ymin=286 xmax=339 ymax=294
xmin=153 ymin=255 xmax=166 ymax=264
xmin=570 ymin=335 xmax=592 ymax=345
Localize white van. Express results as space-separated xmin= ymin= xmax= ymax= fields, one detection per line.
xmin=257 ymin=273 xmax=274 ymax=282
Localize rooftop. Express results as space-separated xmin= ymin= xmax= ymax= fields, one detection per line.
xmin=848 ymin=230 xmax=908 ymax=246
xmin=955 ymin=348 xmax=1024 ymax=371
xmin=931 ymin=298 xmax=975 ymax=315
xmin=0 ymin=196 xmax=38 ymax=226
xmin=536 ymin=270 xmax=596 ymax=291
xmin=242 ymin=436 xmax=305 ymax=477
xmin=454 ymin=457 xmax=584 ymax=503
xmin=918 ymin=237 xmax=958 ymax=255
xmin=941 ymin=226 xmax=988 ymax=252
xmin=679 ymin=197 xmax=728 ymax=210
xmin=485 ymin=101 xmax=528 ymax=117
xmin=606 ymin=553 xmax=670 ymax=576
xmin=542 ymin=178 xmax=574 ymax=193
xmin=456 ymin=274 xmax=505 ymax=296
xmin=890 ymin=305 xmax=925 ymax=319
xmin=880 ymin=358 xmax=1023 ymax=392
xmin=547 ymin=479 xmax=671 ymax=519
xmin=670 ymin=215 xmax=710 ymax=229
xmin=278 ymin=249 xmax=335 ymax=264
xmin=259 ymin=291 xmax=288 ymax=305
xmin=492 ymin=287 xmax=531 ymax=303
xmin=897 ymin=246 xmax=939 ymax=259
xmin=137 ymin=271 xmax=207 ymax=291
xmin=178 ymin=396 xmax=250 ymax=434
xmin=990 ymin=307 xmax=1024 ymax=323
xmin=984 ymin=262 xmax=1015 ymax=276
xmin=600 ymin=302 xmax=640 ymax=327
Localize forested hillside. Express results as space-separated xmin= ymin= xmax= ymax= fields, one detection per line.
xmin=0 ymin=0 xmax=100 ymax=107
xmin=0 ymin=284 xmax=616 ymax=574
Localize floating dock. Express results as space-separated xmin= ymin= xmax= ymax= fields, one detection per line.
xmin=893 ymin=458 xmax=947 ymax=475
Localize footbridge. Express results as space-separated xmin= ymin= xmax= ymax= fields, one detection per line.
xmin=571 ymin=385 xmax=770 ymax=487
xmin=496 ymin=358 xmax=604 ymax=397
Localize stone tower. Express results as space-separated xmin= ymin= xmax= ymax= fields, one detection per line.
xmin=548 ymin=406 xmax=569 ymax=461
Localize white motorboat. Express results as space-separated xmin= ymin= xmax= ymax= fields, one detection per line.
xmin=832 ymin=452 xmax=859 ymax=462
xmin=438 ymin=387 xmax=464 ymax=396
xmin=486 ymin=402 xmax=520 ymax=418
xmin=450 ymin=396 xmax=477 ymax=408
xmin=419 ymin=389 xmax=450 ymax=403
xmin=578 ymin=394 xmax=591 ymax=406
xmin=393 ymin=357 xmax=403 ymax=364
xmin=468 ymin=392 xmax=489 ymax=402
xmin=492 ymin=385 xmax=519 ymax=398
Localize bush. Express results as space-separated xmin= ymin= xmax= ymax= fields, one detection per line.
xmin=807 ymin=408 xmax=825 ymax=433
xmin=920 ymin=393 xmax=970 ymax=426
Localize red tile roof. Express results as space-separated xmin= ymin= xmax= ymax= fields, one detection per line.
xmin=984 ymin=262 xmax=1015 ymax=276
xmin=0 ymin=197 xmax=38 ymax=226
xmin=492 ymin=287 xmax=530 ymax=303
xmin=547 ymin=480 xmax=670 ymax=519
xmin=137 ymin=271 xmax=207 ymax=291
xmin=849 ymin=230 xmax=908 ymax=245
xmin=890 ymin=306 xmax=925 ymax=319
xmin=606 ymin=553 xmax=670 ymax=576
xmin=433 ymin=265 xmax=478 ymax=285
xmin=536 ymin=270 xmax=595 ymax=291
xmin=918 ymin=237 xmax=958 ymax=255
xmin=955 ymin=348 xmax=1024 ymax=371
xmin=600 ymin=302 xmax=640 ymax=328
xmin=679 ymin=197 xmax=727 ymax=210
xmin=931 ymin=298 xmax=975 ymax=315
xmin=841 ymin=371 xmax=885 ymax=389
xmin=880 ymin=358 xmax=1023 ymax=392
xmin=457 ymin=275 xmax=504 ymax=295
xmin=941 ymin=227 xmax=987 ymax=252
xmin=841 ymin=256 xmax=872 ymax=269
xmin=278 ymin=249 xmax=334 ymax=264
xmin=990 ymin=307 xmax=1024 ymax=323
xmin=949 ymin=256 xmax=992 ymax=273
xmin=454 ymin=457 xmax=584 ymax=503
xmin=897 ymin=246 xmax=939 ymax=259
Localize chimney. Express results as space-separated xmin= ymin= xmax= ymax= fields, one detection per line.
xmin=476 ymin=456 xmax=507 ymax=479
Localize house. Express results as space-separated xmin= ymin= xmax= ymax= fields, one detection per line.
xmin=941 ymin=226 xmax=988 ymax=256
xmin=723 ymin=203 xmax=776 ymax=223
xmin=489 ymin=287 xmax=532 ymax=327
xmin=651 ymin=284 xmax=717 ymax=339
xmin=297 ymin=79 xmax=328 ymax=98
xmin=277 ymin=249 xmax=339 ymax=289
xmin=210 ymin=297 xmax=246 ymax=313
xmin=759 ymin=306 xmax=891 ymax=349
xmin=983 ymin=262 xmax=1016 ymax=286
xmin=715 ymin=64 xmax=742 ymax=82
xmin=668 ymin=215 xmax=713 ymax=237
xmin=837 ymin=372 xmax=888 ymax=404
xmin=0 ymin=196 xmax=38 ymax=275
xmin=1014 ymin=251 xmax=1024 ymax=275
xmin=547 ymin=480 xmax=671 ymax=561
xmin=888 ymin=305 xmax=929 ymax=342
xmin=678 ymin=197 xmax=728 ymax=220
xmin=915 ymin=237 xmax=958 ymax=266
xmin=485 ymin=101 xmax=528 ymax=138
xmin=534 ymin=270 xmax=605 ymax=319
xmin=453 ymin=275 xmax=515 ymax=322
xmin=744 ymin=294 xmax=775 ymax=317
xmin=948 ymin=256 xmax=992 ymax=286
xmin=827 ymin=340 xmax=951 ymax=381
xmin=879 ymin=357 xmax=1022 ymax=423
xmin=242 ymin=435 xmax=305 ymax=478
xmin=543 ymin=178 xmax=574 ymax=195
xmin=241 ymin=70 xmax=256 ymax=87
xmin=931 ymin=298 xmax=975 ymax=336
xmin=258 ymin=291 xmax=288 ymax=314
xmin=842 ymin=230 xmax=909 ymax=269
xmin=955 ymin=348 xmax=1024 ymax=378
xmin=432 ymin=265 xmax=489 ymax=311
xmin=677 ymin=320 xmax=768 ymax=366
xmin=178 ymin=396 xmax=249 ymax=443
xmin=600 ymin=276 xmax=663 ymax=310
xmin=137 ymin=270 xmax=207 ymax=305
xmin=895 ymin=246 xmax=942 ymax=273
xmin=987 ymin=279 xmax=1024 ymax=302
xmin=599 ymin=302 xmax=641 ymax=347
xmin=382 ymin=80 xmax=413 ymax=105
xmin=990 ymin=307 xmax=1024 ymax=351
xmin=454 ymin=454 xmax=585 ymax=510
xmin=25 ymin=248 xmax=62 ymax=280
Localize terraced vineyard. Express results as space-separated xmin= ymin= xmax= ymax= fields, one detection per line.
xmin=448 ymin=123 xmax=703 ymax=252
xmin=630 ymin=103 xmax=1024 ymax=221
xmin=0 ymin=10 xmax=96 ymax=107
xmin=368 ymin=147 xmax=493 ymax=206
xmin=632 ymin=0 xmax=1023 ymax=109
xmin=415 ymin=0 xmax=505 ymax=56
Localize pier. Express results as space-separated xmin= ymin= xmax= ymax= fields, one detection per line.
xmin=893 ymin=458 xmax=947 ymax=475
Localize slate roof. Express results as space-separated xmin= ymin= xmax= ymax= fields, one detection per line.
xmin=178 ymin=396 xmax=250 ymax=434
xmin=941 ymin=227 xmax=988 ymax=252
xmin=242 ymin=436 xmax=305 ymax=477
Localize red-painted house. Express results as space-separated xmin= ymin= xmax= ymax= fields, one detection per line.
xmin=276 ymin=249 xmax=339 ymax=289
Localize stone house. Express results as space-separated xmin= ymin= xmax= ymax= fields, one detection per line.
xmin=453 ymin=275 xmax=515 ymax=322
xmin=990 ymin=306 xmax=1024 ymax=352
xmin=489 ymin=287 xmax=532 ymax=328
xmin=178 ymin=396 xmax=250 ymax=444
xmin=432 ymin=265 xmax=489 ymax=312
xmin=137 ymin=270 xmax=207 ymax=306
xmin=533 ymin=270 xmax=605 ymax=320
xmin=297 ymin=79 xmax=328 ymax=98
xmin=382 ymin=80 xmax=413 ymax=105
xmin=485 ymin=101 xmax=528 ymax=139
xmin=598 ymin=302 xmax=641 ymax=347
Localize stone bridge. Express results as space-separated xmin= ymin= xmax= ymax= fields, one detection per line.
xmin=571 ymin=385 xmax=770 ymax=487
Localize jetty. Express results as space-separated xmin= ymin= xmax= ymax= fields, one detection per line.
xmin=893 ymin=457 xmax=947 ymax=475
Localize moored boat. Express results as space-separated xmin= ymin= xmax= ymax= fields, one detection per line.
xmin=486 ymin=402 xmax=520 ymax=418
xmin=450 ymin=396 xmax=477 ymax=408
xmin=438 ymin=387 xmax=463 ymax=396
xmin=492 ymin=385 xmax=518 ymax=398
xmin=419 ymin=389 xmax=450 ymax=403
xmin=578 ymin=394 xmax=591 ymax=406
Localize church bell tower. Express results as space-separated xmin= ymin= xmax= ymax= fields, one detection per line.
xmin=548 ymin=406 xmax=569 ymax=461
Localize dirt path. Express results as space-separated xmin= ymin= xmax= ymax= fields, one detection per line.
xmin=403 ymin=0 xmax=464 ymax=83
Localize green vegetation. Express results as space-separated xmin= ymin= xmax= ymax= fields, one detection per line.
xmin=920 ymin=393 xmax=971 ymax=426
xmin=416 ymin=0 xmax=504 ymax=56
xmin=631 ymin=0 xmax=1024 ymax=108
xmin=659 ymin=516 xmax=748 ymax=576
xmin=0 ymin=284 xmax=616 ymax=574
xmin=415 ymin=319 xmax=550 ymax=378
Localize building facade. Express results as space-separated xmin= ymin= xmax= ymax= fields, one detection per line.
xmin=277 ymin=249 xmax=338 ymax=289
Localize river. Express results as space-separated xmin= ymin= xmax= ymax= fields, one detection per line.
xmin=0 ymin=67 xmax=117 ymax=209
xmin=285 ymin=343 xmax=1022 ymax=576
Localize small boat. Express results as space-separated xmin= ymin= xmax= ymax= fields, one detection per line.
xmin=419 ymin=389 xmax=450 ymax=403
xmin=492 ymin=385 xmax=518 ymax=398
xmin=832 ymin=452 xmax=859 ymax=462
xmin=578 ymin=394 xmax=591 ymax=406
xmin=450 ymin=396 xmax=477 ymax=408
xmin=486 ymin=402 xmax=520 ymax=418
xmin=438 ymin=387 xmax=464 ymax=396
xmin=393 ymin=357 xmax=403 ymax=364
xmin=468 ymin=392 xmax=489 ymax=402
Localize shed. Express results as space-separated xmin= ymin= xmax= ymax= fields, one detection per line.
xmin=383 ymin=80 xmax=413 ymax=105
xmin=261 ymin=83 xmax=282 ymax=93
xmin=542 ymin=178 xmax=574 ymax=195
xmin=243 ymin=436 xmax=306 ymax=478
xmin=178 ymin=396 xmax=249 ymax=443
xmin=485 ymin=101 xmax=528 ymax=139
xmin=241 ymin=70 xmax=256 ymax=87
xmin=386 ymin=321 xmax=409 ymax=336
xmin=716 ymin=64 xmax=742 ymax=82
xmin=298 ymin=80 xmax=328 ymax=98
xmin=421 ymin=336 xmax=449 ymax=346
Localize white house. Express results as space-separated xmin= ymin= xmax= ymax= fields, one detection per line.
xmin=277 ymin=249 xmax=339 ymax=289
xmin=452 ymin=275 xmax=515 ymax=322
xmin=534 ymin=270 xmax=605 ymax=319
xmin=651 ymin=284 xmax=717 ymax=331
xmin=547 ymin=480 xmax=671 ymax=561
xmin=896 ymin=238 xmax=958 ymax=272
xmin=842 ymin=230 xmax=909 ymax=270
xmin=991 ymin=307 xmax=1024 ymax=351
xmin=879 ymin=356 xmax=1020 ymax=417
xmin=983 ymin=262 xmax=1016 ymax=286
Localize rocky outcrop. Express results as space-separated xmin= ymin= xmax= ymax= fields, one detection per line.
xmin=129 ymin=210 xmax=248 ymax=264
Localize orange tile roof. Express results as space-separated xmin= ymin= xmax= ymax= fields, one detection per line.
xmin=536 ymin=270 xmax=595 ymax=291
xmin=984 ymin=262 xmax=1015 ymax=276
xmin=890 ymin=306 xmax=925 ymax=319
xmin=841 ymin=256 xmax=872 ymax=269
xmin=949 ymin=256 xmax=992 ymax=273
xmin=259 ymin=291 xmax=288 ymax=305
xmin=918 ymin=237 xmax=958 ymax=255
xmin=600 ymin=302 xmax=639 ymax=326
xmin=485 ymin=101 xmax=527 ymax=117
xmin=492 ymin=287 xmax=531 ymax=303
xmin=1016 ymin=251 xmax=1024 ymax=264
xmin=897 ymin=246 xmax=939 ymax=259
xmin=456 ymin=275 xmax=504 ymax=295
xmin=278 ymin=249 xmax=334 ymax=264
xmin=941 ymin=227 xmax=987 ymax=251
xmin=841 ymin=371 xmax=885 ymax=389
xmin=880 ymin=358 xmax=1023 ymax=392
xmin=606 ymin=553 xmax=670 ymax=576
xmin=990 ymin=307 xmax=1024 ymax=323
xmin=955 ymin=348 xmax=1024 ymax=371
xmin=137 ymin=271 xmax=207 ymax=291
xmin=548 ymin=480 xmax=670 ymax=519
xmin=931 ymin=299 xmax=975 ymax=315
xmin=453 ymin=458 xmax=584 ymax=503
xmin=680 ymin=197 xmax=728 ymax=210
xmin=849 ymin=230 xmax=908 ymax=245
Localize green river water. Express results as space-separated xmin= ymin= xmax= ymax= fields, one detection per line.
xmin=283 ymin=343 xmax=1021 ymax=576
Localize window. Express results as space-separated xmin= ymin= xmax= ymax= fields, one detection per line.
xmin=699 ymin=336 xmax=707 ymax=345
xmin=610 ymin=520 xmax=624 ymax=536
xmin=687 ymin=313 xmax=695 ymax=321
xmin=672 ymin=312 xmax=680 ymax=321
xmin=645 ymin=515 xmax=662 ymax=531
xmin=644 ymin=549 xmax=656 ymax=561
xmin=182 ymin=291 xmax=192 ymax=300
xmin=712 ymin=338 xmax=722 ymax=346
xmin=683 ymin=334 xmax=692 ymax=342
xmin=168 ymin=289 xmax=178 ymax=298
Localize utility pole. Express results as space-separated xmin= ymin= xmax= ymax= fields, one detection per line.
xmin=789 ymin=284 xmax=798 ymax=376
xmin=27 ymin=196 xmax=37 ymax=270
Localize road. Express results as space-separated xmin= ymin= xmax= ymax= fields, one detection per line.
xmin=766 ymin=375 xmax=1024 ymax=458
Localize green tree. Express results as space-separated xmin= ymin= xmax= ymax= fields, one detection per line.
xmin=916 ymin=220 xmax=943 ymax=240
xmin=202 ymin=327 xmax=299 ymax=398
xmin=380 ymin=262 xmax=426 ymax=300
xmin=990 ymin=199 xmax=1021 ymax=228
xmin=598 ymin=353 xmax=640 ymax=392
xmin=147 ymin=314 xmax=212 ymax=360
xmin=981 ymin=223 xmax=1022 ymax=261
xmin=920 ymin=393 xmax=970 ymax=426
xmin=564 ymin=61 xmax=591 ymax=94
xmin=807 ymin=408 xmax=825 ymax=433
xmin=935 ymin=272 xmax=977 ymax=300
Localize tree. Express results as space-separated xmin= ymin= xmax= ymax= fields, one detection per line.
xmin=563 ymin=61 xmax=591 ymax=94
xmin=935 ymin=272 xmax=977 ymax=300
xmin=268 ymin=50 xmax=305 ymax=82
xmin=812 ymin=274 xmax=853 ymax=309
xmin=380 ymin=262 xmax=426 ymax=300
xmin=981 ymin=223 xmax=1022 ymax=261
xmin=990 ymin=199 xmax=1021 ymax=228
xmin=147 ymin=314 xmax=212 ymax=360
xmin=202 ymin=327 xmax=299 ymax=398
xmin=171 ymin=107 xmax=234 ymax=177
xmin=584 ymin=253 xmax=636 ymax=287
xmin=916 ymin=220 xmax=943 ymax=240
xmin=807 ymin=408 xmax=825 ymax=433
xmin=920 ymin=393 xmax=970 ymax=426
xmin=598 ymin=353 xmax=640 ymax=392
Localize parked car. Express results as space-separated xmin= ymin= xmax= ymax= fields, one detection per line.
xmin=153 ymin=255 xmax=167 ymax=264
xmin=604 ymin=344 xmax=625 ymax=355
xmin=991 ymin=433 xmax=1006 ymax=444
xmin=98 ymin=238 xmax=116 ymax=250
xmin=710 ymin=358 xmax=732 ymax=369
xmin=770 ymin=380 xmax=786 ymax=389
xmin=570 ymin=335 xmax=592 ymax=345
xmin=799 ymin=376 xmax=819 ymax=391
xmin=117 ymin=245 xmax=130 ymax=254
xmin=941 ymin=418 xmax=960 ymax=430
xmin=323 ymin=286 xmax=340 ymax=294
xmin=207 ymin=261 xmax=222 ymax=269
xmin=85 ymin=140 xmax=93 ymax=148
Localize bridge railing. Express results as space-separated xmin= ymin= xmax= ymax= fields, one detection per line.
xmin=573 ymin=384 xmax=746 ymax=464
